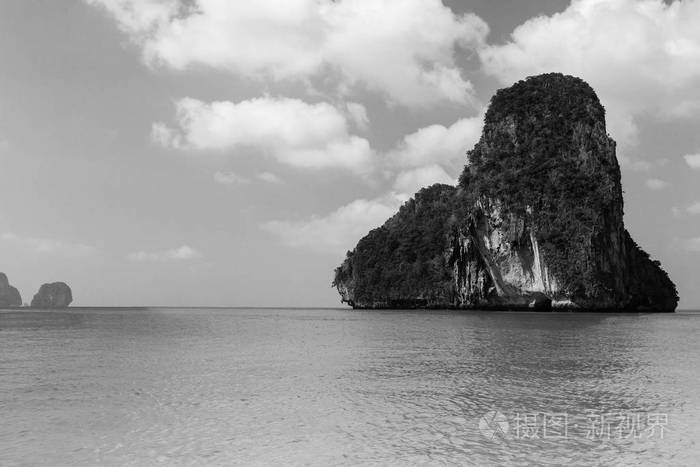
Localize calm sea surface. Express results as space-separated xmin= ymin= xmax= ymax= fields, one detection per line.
xmin=1 ymin=308 xmax=699 ymax=466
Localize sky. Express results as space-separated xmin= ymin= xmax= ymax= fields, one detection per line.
xmin=1 ymin=0 xmax=699 ymax=308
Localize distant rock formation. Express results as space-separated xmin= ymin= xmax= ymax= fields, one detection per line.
xmin=31 ymin=282 xmax=72 ymax=309
xmin=0 ymin=272 xmax=22 ymax=307
xmin=333 ymin=73 xmax=678 ymax=312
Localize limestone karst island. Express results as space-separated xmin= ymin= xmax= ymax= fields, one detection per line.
xmin=0 ymin=273 xmax=72 ymax=309
xmin=333 ymin=74 xmax=678 ymax=312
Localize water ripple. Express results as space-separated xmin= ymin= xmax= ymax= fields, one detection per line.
xmin=1 ymin=309 xmax=699 ymax=465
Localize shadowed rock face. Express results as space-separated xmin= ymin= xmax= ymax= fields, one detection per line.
xmin=0 ymin=272 xmax=22 ymax=307
xmin=333 ymin=73 xmax=678 ymax=312
xmin=31 ymin=282 xmax=72 ymax=309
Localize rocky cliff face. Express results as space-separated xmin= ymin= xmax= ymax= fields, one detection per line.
xmin=31 ymin=282 xmax=72 ymax=309
xmin=0 ymin=272 xmax=22 ymax=307
xmin=333 ymin=73 xmax=678 ymax=312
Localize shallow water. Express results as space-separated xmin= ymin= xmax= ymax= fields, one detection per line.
xmin=1 ymin=308 xmax=699 ymax=465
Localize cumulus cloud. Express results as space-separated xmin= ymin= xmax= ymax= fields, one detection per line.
xmin=393 ymin=165 xmax=456 ymax=194
xmin=686 ymin=202 xmax=700 ymax=215
xmin=386 ymin=115 xmax=483 ymax=172
xmin=684 ymin=153 xmax=700 ymax=169
xmin=618 ymin=154 xmax=653 ymax=172
xmin=157 ymin=95 xmax=484 ymax=177
xmin=214 ymin=171 xmax=250 ymax=185
xmin=0 ymin=232 xmax=95 ymax=258
xmin=256 ymin=172 xmax=283 ymax=184
xmin=86 ymin=0 xmax=177 ymax=34
xmin=154 ymin=97 xmax=374 ymax=173
xmin=214 ymin=170 xmax=282 ymax=185
xmin=151 ymin=121 xmax=182 ymax=148
xmin=261 ymin=193 xmax=407 ymax=253
xmin=646 ymin=178 xmax=668 ymax=190
xmin=127 ymin=244 xmax=201 ymax=262
xmin=261 ymin=157 xmax=464 ymax=254
xmin=260 ymin=112 xmax=484 ymax=253
xmin=346 ymin=102 xmax=369 ymax=131
xmin=261 ymin=161 xmax=459 ymax=254
xmin=480 ymin=0 xmax=700 ymax=149
xmin=87 ymin=0 xmax=487 ymax=107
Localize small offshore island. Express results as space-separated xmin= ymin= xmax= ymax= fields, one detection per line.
xmin=0 ymin=272 xmax=72 ymax=309
xmin=334 ymin=73 xmax=678 ymax=312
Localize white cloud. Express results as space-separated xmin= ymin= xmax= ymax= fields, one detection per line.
xmin=684 ymin=153 xmax=700 ymax=169
xmin=646 ymin=178 xmax=667 ymax=190
xmin=214 ymin=171 xmax=250 ymax=185
xmin=346 ymin=102 xmax=369 ymax=131
xmin=618 ymin=154 xmax=653 ymax=172
xmin=88 ymin=0 xmax=487 ymax=107
xmin=480 ymin=0 xmax=700 ymax=149
xmin=86 ymin=0 xmax=178 ymax=34
xmin=154 ymin=97 xmax=374 ymax=173
xmin=127 ymin=244 xmax=201 ymax=262
xmin=386 ymin=115 xmax=483 ymax=171
xmin=393 ymin=165 xmax=455 ymax=195
xmin=262 ymin=159 xmax=461 ymax=254
xmin=0 ymin=232 xmax=95 ymax=258
xmin=260 ymin=113 xmax=485 ymax=253
xmin=256 ymin=172 xmax=283 ymax=184
xmin=261 ymin=193 xmax=407 ymax=253
xmin=151 ymin=122 xmax=182 ymax=148
xmin=214 ymin=171 xmax=282 ymax=184
xmin=157 ymin=98 xmax=484 ymax=178
xmin=687 ymin=202 xmax=700 ymax=214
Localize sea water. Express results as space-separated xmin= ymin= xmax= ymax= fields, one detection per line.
xmin=1 ymin=308 xmax=699 ymax=465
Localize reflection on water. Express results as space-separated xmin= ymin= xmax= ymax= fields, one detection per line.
xmin=1 ymin=308 xmax=699 ymax=465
